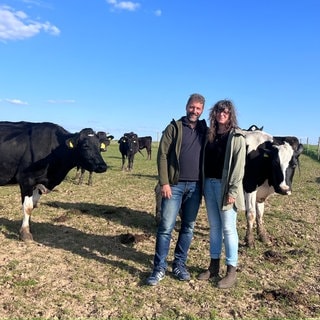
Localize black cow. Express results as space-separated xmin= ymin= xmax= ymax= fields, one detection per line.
xmin=75 ymin=132 xmax=114 ymax=185
xmin=138 ymin=136 xmax=152 ymax=160
xmin=118 ymin=132 xmax=139 ymax=171
xmin=0 ymin=121 xmax=107 ymax=241
xmin=243 ymin=129 xmax=304 ymax=247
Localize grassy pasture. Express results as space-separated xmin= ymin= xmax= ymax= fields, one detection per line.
xmin=0 ymin=141 xmax=319 ymax=320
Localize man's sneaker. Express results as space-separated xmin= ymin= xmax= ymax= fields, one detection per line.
xmin=145 ymin=269 xmax=165 ymax=286
xmin=172 ymin=264 xmax=191 ymax=281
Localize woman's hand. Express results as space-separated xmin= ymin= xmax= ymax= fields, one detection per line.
xmin=226 ymin=195 xmax=235 ymax=204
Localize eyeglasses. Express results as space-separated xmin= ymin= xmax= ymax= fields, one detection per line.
xmin=217 ymin=107 xmax=230 ymax=115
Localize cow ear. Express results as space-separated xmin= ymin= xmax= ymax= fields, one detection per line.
xmin=100 ymin=142 xmax=106 ymax=151
xmin=296 ymin=144 xmax=304 ymax=156
xmin=66 ymin=138 xmax=76 ymax=149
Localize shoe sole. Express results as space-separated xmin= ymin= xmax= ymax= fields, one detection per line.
xmin=146 ymin=276 xmax=165 ymax=286
xmin=173 ymin=274 xmax=190 ymax=281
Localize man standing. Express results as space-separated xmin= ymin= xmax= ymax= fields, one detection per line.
xmin=146 ymin=93 xmax=207 ymax=286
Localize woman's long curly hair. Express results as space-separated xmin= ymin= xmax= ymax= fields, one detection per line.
xmin=207 ymin=99 xmax=239 ymax=143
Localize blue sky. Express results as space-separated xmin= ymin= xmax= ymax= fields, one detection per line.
xmin=1 ymin=0 xmax=319 ymax=144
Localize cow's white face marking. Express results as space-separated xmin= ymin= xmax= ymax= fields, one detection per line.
xmin=274 ymin=142 xmax=294 ymax=192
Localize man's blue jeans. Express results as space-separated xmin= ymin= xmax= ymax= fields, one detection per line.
xmin=204 ymin=178 xmax=238 ymax=267
xmin=153 ymin=182 xmax=201 ymax=271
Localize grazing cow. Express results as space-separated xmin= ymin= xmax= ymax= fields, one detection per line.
xmin=0 ymin=121 xmax=107 ymax=241
xmin=138 ymin=136 xmax=152 ymax=160
xmin=118 ymin=132 xmax=140 ymax=171
xmin=76 ymin=132 xmax=114 ymax=185
xmin=243 ymin=129 xmax=304 ymax=247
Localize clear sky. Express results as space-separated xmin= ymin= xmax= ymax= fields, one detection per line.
xmin=1 ymin=0 xmax=319 ymax=144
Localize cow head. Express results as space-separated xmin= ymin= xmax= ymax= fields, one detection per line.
xmin=244 ymin=131 xmax=303 ymax=196
xmin=67 ymin=128 xmax=107 ymax=173
xmin=97 ymin=131 xmax=114 ymax=151
xmin=123 ymin=132 xmax=139 ymax=153
xmin=271 ymin=137 xmax=304 ymax=195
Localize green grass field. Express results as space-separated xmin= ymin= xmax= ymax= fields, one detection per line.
xmin=0 ymin=141 xmax=319 ymax=319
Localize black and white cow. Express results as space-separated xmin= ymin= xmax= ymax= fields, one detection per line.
xmin=138 ymin=136 xmax=152 ymax=160
xmin=0 ymin=121 xmax=107 ymax=241
xmin=118 ymin=132 xmax=140 ymax=171
xmin=76 ymin=132 xmax=114 ymax=185
xmin=243 ymin=129 xmax=304 ymax=247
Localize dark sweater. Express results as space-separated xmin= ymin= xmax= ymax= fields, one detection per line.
xmin=178 ymin=117 xmax=205 ymax=182
xmin=204 ymin=132 xmax=229 ymax=179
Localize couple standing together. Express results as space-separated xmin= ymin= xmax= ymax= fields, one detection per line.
xmin=146 ymin=93 xmax=246 ymax=289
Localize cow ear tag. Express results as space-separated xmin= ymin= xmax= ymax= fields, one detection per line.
xmin=66 ymin=139 xmax=75 ymax=149
xmin=100 ymin=142 xmax=106 ymax=151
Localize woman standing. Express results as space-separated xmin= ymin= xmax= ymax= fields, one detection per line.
xmin=198 ymin=99 xmax=246 ymax=289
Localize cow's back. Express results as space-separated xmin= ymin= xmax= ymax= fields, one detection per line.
xmin=0 ymin=121 xmax=69 ymax=186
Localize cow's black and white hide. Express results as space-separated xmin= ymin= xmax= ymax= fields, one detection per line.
xmin=0 ymin=121 xmax=107 ymax=241
xmin=243 ymin=129 xmax=304 ymax=247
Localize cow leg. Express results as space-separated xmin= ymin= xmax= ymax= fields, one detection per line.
xmin=20 ymin=184 xmax=49 ymax=242
xmin=78 ymin=168 xmax=86 ymax=185
xmin=244 ymin=191 xmax=257 ymax=247
xmin=88 ymin=172 xmax=93 ymax=186
xmin=121 ymin=156 xmax=126 ymax=171
xmin=256 ymin=201 xmax=271 ymax=245
xmin=128 ymin=155 xmax=133 ymax=171
xmin=75 ymin=167 xmax=80 ymax=181
xmin=20 ymin=196 xmax=33 ymax=241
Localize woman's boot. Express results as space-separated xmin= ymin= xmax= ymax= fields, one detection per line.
xmin=217 ymin=265 xmax=237 ymax=289
xmin=197 ymin=259 xmax=220 ymax=280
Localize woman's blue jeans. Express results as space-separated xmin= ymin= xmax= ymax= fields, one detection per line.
xmin=153 ymin=181 xmax=201 ymax=271
xmin=204 ymin=178 xmax=238 ymax=267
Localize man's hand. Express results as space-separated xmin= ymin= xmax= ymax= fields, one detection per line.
xmin=161 ymin=184 xmax=172 ymax=199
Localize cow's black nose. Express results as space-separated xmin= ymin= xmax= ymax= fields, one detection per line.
xmin=95 ymin=163 xmax=107 ymax=173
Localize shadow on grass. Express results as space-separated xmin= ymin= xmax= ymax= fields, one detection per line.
xmin=131 ymin=173 xmax=158 ymax=180
xmin=43 ymin=201 xmax=208 ymax=237
xmin=0 ymin=216 xmax=153 ymax=277
xmin=0 ymin=200 xmax=209 ymax=279
xmin=45 ymin=201 xmax=157 ymax=231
